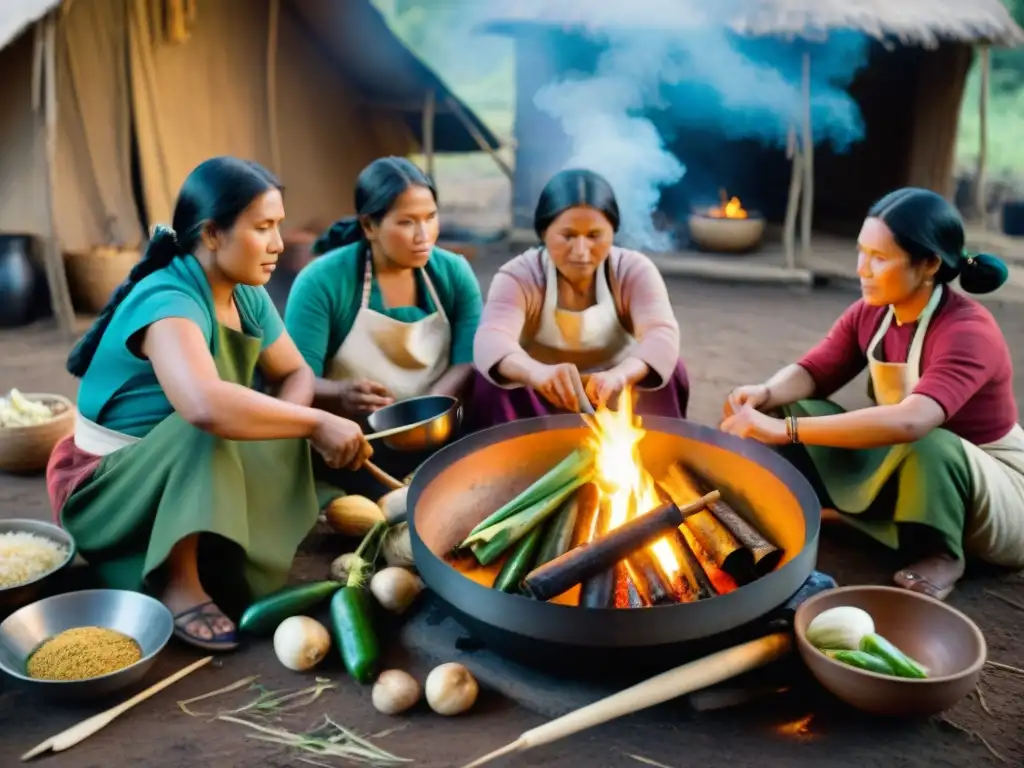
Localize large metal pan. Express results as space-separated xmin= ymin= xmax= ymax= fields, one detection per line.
xmin=408 ymin=415 xmax=821 ymax=670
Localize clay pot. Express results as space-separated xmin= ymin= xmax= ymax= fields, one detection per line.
xmin=0 ymin=236 xmax=36 ymax=328
xmin=687 ymin=213 xmax=766 ymax=253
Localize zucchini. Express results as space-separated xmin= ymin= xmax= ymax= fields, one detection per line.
xmin=238 ymin=580 xmax=343 ymax=635
xmin=860 ymin=633 xmax=928 ymax=679
xmin=825 ymin=649 xmax=895 ymax=676
xmin=493 ymin=519 xmax=546 ymax=593
xmin=330 ymin=586 xmax=380 ymax=683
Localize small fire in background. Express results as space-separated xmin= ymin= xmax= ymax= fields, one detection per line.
xmin=708 ymin=188 xmax=749 ymax=220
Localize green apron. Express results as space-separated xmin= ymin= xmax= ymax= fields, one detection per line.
xmin=62 ymin=322 xmax=319 ymax=610
xmin=780 ymin=286 xmax=973 ymax=560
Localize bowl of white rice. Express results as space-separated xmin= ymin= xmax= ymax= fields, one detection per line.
xmin=0 ymin=520 xmax=76 ymax=613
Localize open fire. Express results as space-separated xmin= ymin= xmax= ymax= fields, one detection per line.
xmin=449 ymin=388 xmax=783 ymax=607
xmin=707 ymin=190 xmax=749 ymax=220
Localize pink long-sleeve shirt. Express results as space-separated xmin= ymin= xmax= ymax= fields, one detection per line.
xmin=474 ymin=246 xmax=680 ymax=389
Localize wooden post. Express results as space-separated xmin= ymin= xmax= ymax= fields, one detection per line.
xmin=267 ymin=0 xmax=282 ymax=174
xmin=783 ymin=123 xmax=803 ymax=270
xmin=422 ymin=88 xmax=436 ymax=181
xmin=41 ymin=14 xmax=76 ymax=336
xmin=444 ymin=95 xmax=513 ymax=180
xmin=800 ymin=51 xmax=814 ymax=265
xmin=974 ymin=45 xmax=990 ymax=226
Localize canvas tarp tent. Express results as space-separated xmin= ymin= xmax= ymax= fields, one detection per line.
xmin=0 ymin=0 xmax=499 ymax=329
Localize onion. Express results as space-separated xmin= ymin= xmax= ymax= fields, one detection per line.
xmin=425 ymin=662 xmax=478 ymax=716
xmin=370 ymin=567 xmax=424 ymax=614
xmin=382 ymin=523 xmax=415 ymax=568
xmin=273 ymin=616 xmax=331 ymax=672
xmin=806 ymin=606 xmax=876 ymax=651
xmin=372 ymin=669 xmax=421 ymax=715
xmin=330 ymin=552 xmax=362 ymax=583
xmin=377 ymin=486 xmax=409 ymax=524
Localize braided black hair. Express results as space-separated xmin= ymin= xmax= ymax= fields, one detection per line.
xmin=66 ymin=156 xmax=281 ymax=377
xmin=312 ymin=157 xmax=436 ymax=255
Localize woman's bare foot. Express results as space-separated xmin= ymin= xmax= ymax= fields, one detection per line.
xmin=162 ymin=535 xmax=238 ymax=650
xmin=893 ymin=553 xmax=965 ymax=602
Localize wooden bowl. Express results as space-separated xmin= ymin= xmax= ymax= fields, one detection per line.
xmin=0 ymin=393 xmax=75 ymax=474
xmin=794 ymin=585 xmax=986 ymax=717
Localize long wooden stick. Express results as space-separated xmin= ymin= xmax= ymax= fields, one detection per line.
xmin=460 ymin=633 xmax=792 ymax=767
xmin=22 ymin=656 xmax=213 ymax=761
xmin=364 ymin=460 xmax=406 ymax=491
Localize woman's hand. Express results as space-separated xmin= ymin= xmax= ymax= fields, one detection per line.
xmin=585 ymin=369 xmax=629 ymax=410
xmin=337 ymin=379 xmax=394 ymax=416
xmin=720 ymin=405 xmax=789 ymax=445
xmin=529 ymin=363 xmax=586 ymax=412
xmin=723 ymin=384 xmax=771 ymax=418
xmin=311 ymin=412 xmax=373 ymax=469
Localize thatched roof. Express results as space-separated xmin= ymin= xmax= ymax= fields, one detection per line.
xmin=478 ymin=0 xmax=1024 ymax=47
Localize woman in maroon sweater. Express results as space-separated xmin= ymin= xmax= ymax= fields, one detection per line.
xmin=721 ymin=188 xmax=1022 ymax=600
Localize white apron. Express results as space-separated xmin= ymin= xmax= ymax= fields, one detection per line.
xmin=867 ymin=285 xmax=1024 ymax=568
xmin=75 ymin=411 xmax=138 ymax=455
xmin=523 ymin=251 xmax=635 ymax=373
xmin=326 ymin=257 xmax=452 ymax=402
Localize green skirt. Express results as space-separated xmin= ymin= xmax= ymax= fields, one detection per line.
xmin=61 ymin=322 xmax=319 ymax=613
xmin=780 ymin=399 xmax=973 ymax=560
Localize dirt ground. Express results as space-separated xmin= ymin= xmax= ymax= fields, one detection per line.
xmin=1 ymin=248 xmax=1022 ymax=768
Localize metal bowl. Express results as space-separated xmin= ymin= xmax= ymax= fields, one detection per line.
xmin=795 ymin=585 xmax=986 ymax=717
xmin=0 ymin=589 xmax=174 ymax=700
xmin=0 ymin=519 xmax=77 ymax=613
xmin=367 ymin=395 xmax=461 ymax=452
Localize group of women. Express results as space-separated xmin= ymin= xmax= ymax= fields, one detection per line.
xmin=46 ymin=154 xmax=1023 ymax=652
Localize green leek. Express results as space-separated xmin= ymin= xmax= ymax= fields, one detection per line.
xmin=468 ymin=477 xmax=589 ymax=565
xmin=467 ymin=447 xmax=594 ymax=537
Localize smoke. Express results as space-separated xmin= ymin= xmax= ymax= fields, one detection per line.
xmin=533 ymin=23 xmax=871 ymax=251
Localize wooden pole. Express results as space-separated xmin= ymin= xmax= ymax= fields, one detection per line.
xmin=40 ymin=13 xmax=76 ymax=336
xmin=800 ymin=51 xmax=814 ymax=265
xmin=974 ymin=45 xmax=990 ymax=226
xmin=444 ymin=95 xmax=513 ymax=180
xmin=783 ymin=123 xmax=802 ymax=270
xmin=267 ymin=0 xmax=282 ymax=175
xmin=422 ymin=88 xmax=436 ymax=181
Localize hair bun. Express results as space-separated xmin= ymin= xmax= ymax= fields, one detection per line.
xmin=960 ymin=252 xmax=1009 ymax=295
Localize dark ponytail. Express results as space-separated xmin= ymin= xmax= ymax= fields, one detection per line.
xmin=868 ymin=187 xmax=1009 ymax=296
xmin=312 ymin=156 xmax=436 ymax=255
xmin=66 ymin=156 xmax=281 ymax=378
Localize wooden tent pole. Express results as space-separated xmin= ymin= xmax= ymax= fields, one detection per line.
xmin=267 ymin=0 xmax=282 ymax=174
xmin=783 ymin=123 xmax=802 ymax=270
xmin=974 ymin=45 xmax=990 ymax=225
xmin=800 ymin=51 xmax=814 ymax=265
xmin=444 ymin=95 xmax=513 ymax=180
xmin=41 ymin=13 xmax=76 ymax=336
xmin=422 ymin=88 xmax=436 ymax=181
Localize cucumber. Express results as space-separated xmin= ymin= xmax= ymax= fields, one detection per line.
xmin=330 ymin=586 xmax=380 ymax=684
xmin=238 ymin=580 xmax=343 ymax=635
xmin=860 ymin=633 xmax=929 ymax=679
xmin=534 ymin=494 xmax=581 ymax=566
xmin=826 ymin=649 xmax=895 ymax=676
xmin=493 ymin=521 xmax=546 ymax=593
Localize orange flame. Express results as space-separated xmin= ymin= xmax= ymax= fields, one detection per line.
xmin=708 ymin=191 xmax=748 ymax=219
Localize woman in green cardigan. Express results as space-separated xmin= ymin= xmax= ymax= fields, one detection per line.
xmin=285 ymin=157 xmax=483 ymax=501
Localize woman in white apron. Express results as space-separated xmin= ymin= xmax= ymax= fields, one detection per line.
xmin=47 ymin=157 xmax=371 ymax=651
xmin=467 ymin=169 xmax=689 ymax=429
xmin=284 ymin=157 xmax=484 ymax=501
xmin=721 ymin=187 xmax=1021 ymax=600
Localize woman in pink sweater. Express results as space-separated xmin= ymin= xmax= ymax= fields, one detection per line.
xmin=466 ymin=170 xmax=689 ymax=430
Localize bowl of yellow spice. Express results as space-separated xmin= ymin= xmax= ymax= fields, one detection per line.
xmin=0 ymin=589 xmax=174 ymax=699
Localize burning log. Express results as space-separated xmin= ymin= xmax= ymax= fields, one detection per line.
xmin=521 ymin=492 xmax=719 ymax=602
xmin=668 ymin=529 xmax=716 ymax=601
xmin=579 ymin=496 xmax=616 ymax=609
xmin=691 ymin=476 xmax=784 ymax=578
xmin=624 ymin=547 xmax=676 ymax=606
xmin=661 ymin=465 xmax=755 ymax=583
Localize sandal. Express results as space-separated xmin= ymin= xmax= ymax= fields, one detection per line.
xmin=893 ymin=555 xmax=965 ymax=602
xmin=173 ymin=601 xmax=240 ymax=652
